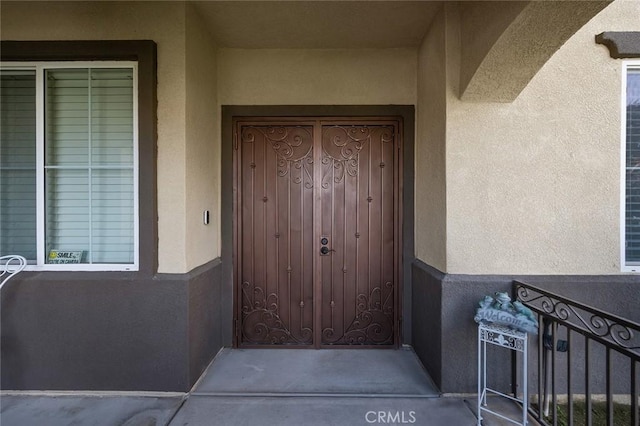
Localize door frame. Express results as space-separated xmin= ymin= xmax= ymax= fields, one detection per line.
xmin=221 ymin=106 xmax=415 ymax=348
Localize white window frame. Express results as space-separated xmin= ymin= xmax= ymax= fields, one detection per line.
xmin=621 ymin=60 xmax=640 ymax=272
xmin=0 ymin=61 xmax=139 ymax=271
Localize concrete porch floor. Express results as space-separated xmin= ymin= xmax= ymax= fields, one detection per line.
xmin=192 ymin=346 xmax=440 ymax=396
xmin=0 ymin=346 xmax=531 ymax=425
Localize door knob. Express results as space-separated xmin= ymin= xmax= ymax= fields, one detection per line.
xmin=320 ymin=246 xmax=330 ymax=255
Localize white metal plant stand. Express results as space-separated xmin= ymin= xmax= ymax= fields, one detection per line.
xmin=0 ymin=255 xmax=27 ymax=291
xmin=477 ymin=322 xmax=528 ymax=426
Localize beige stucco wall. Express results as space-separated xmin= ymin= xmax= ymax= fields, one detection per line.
xmin=1 ymin=1 xmax=193 ymax=273
xmin=2 ymin=2 xmax=415 ymax=274
xmin=458 ymin=1 xmax=527 ymax=99
xmin=185 ymin=4 xmax=220 ymax=270
xmin=5 ymin=0 xmax=634 ymax=276
xmin=415 ymin=6 xmax=448 ymax=272
xmin=444 ymin=0 xmax=638 ymax=274
xmin=458 ymin=1 xmax=610 ymax=102
xmin=217 ymin=48 xmax=417 ymax=105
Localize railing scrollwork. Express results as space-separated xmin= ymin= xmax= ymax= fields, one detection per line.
xmin=515 ymin=281 xmax=640 ymax=359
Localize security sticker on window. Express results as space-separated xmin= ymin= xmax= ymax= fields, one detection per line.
xmin=48 ymin=250 xmax=82 ymax=264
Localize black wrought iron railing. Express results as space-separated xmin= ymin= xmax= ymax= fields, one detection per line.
xmin=513 ymin=281 xmax=640 ymax=426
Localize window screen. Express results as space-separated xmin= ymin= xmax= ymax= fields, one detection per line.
xmin=0 ymin=70 xmax=37 ymax=261
xmin=0 ymin=64 xmax=136 ymax=268
xmin=45 ymin=68 xmax=134 ymax=264
xmin=625 ymin=68 xmax=640 ymax=264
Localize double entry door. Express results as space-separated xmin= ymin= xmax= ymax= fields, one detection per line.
xmin=234 ymin=117 xmax=401 ymax=348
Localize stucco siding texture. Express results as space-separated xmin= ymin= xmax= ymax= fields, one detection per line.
xmin=412 ymin=260 xmax=640 ymax=393
xmin=185 ymin=4 xmax=221 ymax=270
xmin=217 ymin=48 xmax=417 ymax=106
xmin=0 ymin=260 xmax=223 ymax=392
xmin=410 ymin=261 xmax=444 ymax=389
xmin=415 ymin=6 xmax=448 ymax=272
xmin=188 ymin=259 xmax=224 ymax=386
xmin=445 ymin=0 xmax=640 ymax=275
xmin=459 ymin=1 xmax=610 ymax=102
xmin=0 ymin=1 xmax=218 ymax=274
xmin=1 ymin=276 xmax=189 ymax=391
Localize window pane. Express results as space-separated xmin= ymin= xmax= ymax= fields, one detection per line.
xmin=46 ymin=69 xmax=89 ymax=166
xmin=45 ymin=169 xmax=90 ymax=263
xmin=91 ymin=169 xmax=134 ymax=263
xmin=0 ymin=70 xmax=37 ymax=260
xmin=91 ymin=69 xmax=134 ymax=166
xmin=626 ymin=69 xmax=640 ymax=263
xmin=45 ymin=67 xmax=135 ymax=265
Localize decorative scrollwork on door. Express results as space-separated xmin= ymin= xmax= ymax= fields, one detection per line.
xmin=319 ymin=123 xmax=397 ymax=346
xmin=242 ymin=126 xmax=314 ymax=187
xmin=241 ymin=282 xmax=313 ymax=345
xmin=322 ymin=282 xmax=394 ymax=345
xmin=236 ymin=119 xmax=400 ymax=348
xmin=237 ymin=122 xmax=315 ymax=346
xmin=321 ymin=126 xmax=367 ymax=188
xmin=321 ymin=125 xmax=394 ymax=188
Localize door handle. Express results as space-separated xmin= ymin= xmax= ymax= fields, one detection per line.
xmin=320 ymin=237 xmax=334 ymax=255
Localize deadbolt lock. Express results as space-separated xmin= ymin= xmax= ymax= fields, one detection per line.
xmin=320 ymin=236 xmax=333 ymax=255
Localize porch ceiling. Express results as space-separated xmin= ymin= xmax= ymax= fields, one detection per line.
xmin=191 ymin=1 xmax=442 ymax=48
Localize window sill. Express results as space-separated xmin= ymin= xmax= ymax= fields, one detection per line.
xmin=23 ymin=264 xmax=139 ymax=272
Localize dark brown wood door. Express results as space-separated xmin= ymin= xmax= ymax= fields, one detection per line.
xmin=234 ymin=118 xmax=401 ymax=348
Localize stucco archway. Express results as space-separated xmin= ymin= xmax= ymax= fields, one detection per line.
xmin=459 ymin=1 xmax=612 ymax=102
